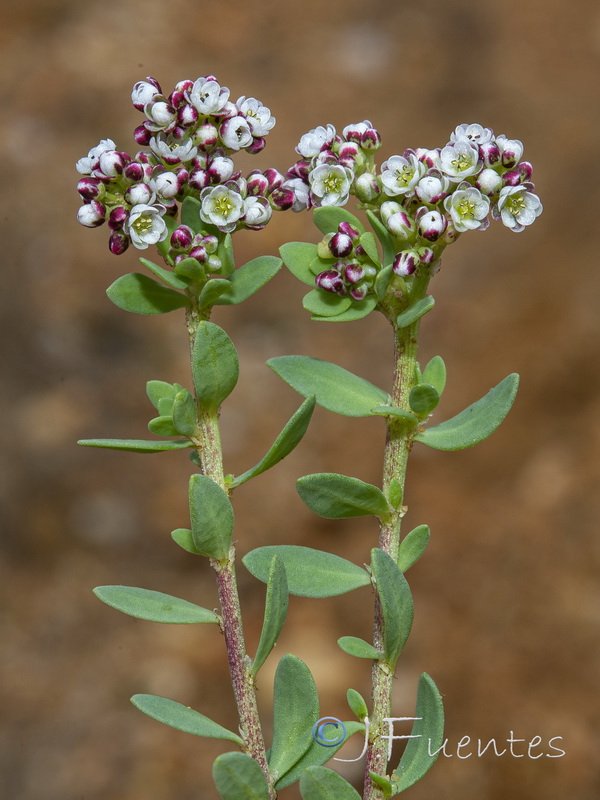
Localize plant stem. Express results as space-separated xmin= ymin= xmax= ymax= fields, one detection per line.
xmin=363 ymin=270 xmax=431 ymax=799
xmin=186 ymin=307 xmax=275 ymax=799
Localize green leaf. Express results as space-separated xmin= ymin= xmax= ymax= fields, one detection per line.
xmin=396 ymin=296 xmax=435 ymax=328
xmin=139 ymin=258 xmax=190 ymax=290
xmin=313 ymin=296 xmax=378 ymax=322
xmin=359 ymin=231 xmax=380 ymax=265
xmin=146 ymin=380 xmax=178 ymax=412
xmin=172 ymin=389 xmax=198 ymax=438
xmin=148 ymin=415 xmax=179 ymax=436
xmin=198 ymin=278 xmax=233 ymax=308
xmin=215 ymin=256 xmax=282 ymax=305
xmin=213 ymin=752 xmax=270 ymax=800
xmin=181 ymin=196 xmax=203 ymax=232
xmin=192 ymin=322 xmax=239 ymax=411
xmin=397 ymin=525 xmax=430 ymax=572
xmin=296 ymin=473 xmax=390 ymax=519
xmin=269 ymin=654 xmax=319 ymax=781
xmin=131 ymin=694 xmax=242 ymax=744
xmin=337 ymin=636 xmax=381 ymax=659
xmin=366 ymin=210 xmax=396 ymax=267
xmin=280 ymin=242 xmax=319 ymax=286
xmin=409 ymin=384 xmax=440 ymax=417
xmin=156 ymin=214 xmax=178 ymax=259
xmin=106 ymin=273 xmax=188 ymax=315
xmin=189 ymin=474 xmax=233 ymax=561
xmin=243 ymin=546 xmax=370 ymax=598
xmin=276 ymin=721 xmax=364 ymax=790
xmin=347 ymin=688 xmax=368 ymax=721
xmin=218 ymin=233 xmax=235 ymax=275
xmin=171 ymin=527 xmax=203 ymax=555
xmin=313 ymin=206 xmax=365 ymax=235
xmin=422 ymin=356 xmax=447 ymax=396
xmin=388 ymin=478 xmax=403 ymax=509
xmin=268 ymin=356 xmax=389 ymax=417
xmin=251 ymin=556 xmax=289 ymax=677
xmin=374 ymin=264 xmax=394 ymax=301
xmin=370 ymin=407 xmax=418 ymax=427
xmin=303 ymin=289 xmax=352 ymax=317
xmin=392 ymin=673 xmax=444 ymax=793
xmin=414 ymin=373 xmax=520 ymax=450
xmin=299 ymin=766 xmax=362 ymax=800
xmin=173 ymin=257 xmax=206 ymax=282
xmin=231 ymin=397 xmax=316 ymax=488
xmin=371 ymin=548 xmax=414 ymax=668
xmin=93 ymin=585 xmax=219 ymax=624
xmin=370 ymin=772 xmax=394 ymax=796
xmin=77 ymin=438 xmax=192 ymax=453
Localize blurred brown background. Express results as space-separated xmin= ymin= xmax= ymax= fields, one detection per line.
xmin=2 ymin=1 xmax=599 ymax=798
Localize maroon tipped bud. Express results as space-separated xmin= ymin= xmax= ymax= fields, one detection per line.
xmin=517 ymin=161 xmax=533 ymax=181
xmin=189 ymin=169 xmax=209 ymax=190
xmin=479 ymin=141 xmax=500 ymax=168
xmin=125 ymin=182 xmax=154 ymax=205
xmin=171 ymin=225 xmax=194 ymax=250
xmin=177 ymin=103 xmax=198 ymax=127
xmin=108 ymin=232 xmax=129 ymax=255
xmin=76 ymin=200 xmax=106 ymax=228
xmin=339 ymin=142 xmax=360 ymax=159
xmin=338 ymin=221 xmax=361 ymax=240
xmin=195 ymin=123 xmax=219 ymax=149
xmin=246 ymin=136 xmax=266 ymax=154
xmin=415 ymin=148 xmax=440 ymax=168
xmin=418 ymin=247 xmax=435 ymax=265
xmin=286 ymin=159 xmax=311 ymax=181
xmin=344 ymin=262 xmax=365 ymax=284
xmin=270 ymin=187 xmax=295 ymax=210
xmin=329 ymin=232 xmax=354 ymax=258
xmin=350 ymin=283 xmax=369 ymax=300
xmin=123 ymin=161 xmax=144 ymax=182
xmin=393 ymin=250 xmax=419 ymax=276
xmin=77 ymin=177 xmax=102 ymax=200
xmin=133 ymin=123 xmax=153 ymax=146
xmin=264 ymin=168 xmax=284 ymax=190
xmin=189 ymin=246 xmax=208 ymax=263
xmin=200 ymin=235 xmax=219 ymax=254
xmin=108 ymin=206 xmax=129 ymax=231
xmin=316 ymin=269 xmax=346 ymax=294
xmin=247 ymin=172 xmax=269 ymax=196
xmin=362 ymin=128 xmax=381 ymax=150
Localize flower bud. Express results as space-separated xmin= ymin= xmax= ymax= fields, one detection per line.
xmin=152 ymin=171 xmax=180 ymax=199
xmin=132 ymin=78 xmax=161 ymax=110
xmin=170 ymin=225 xmax=194 ymax=250
xmin=317 ymin=233 xmax=334 ymax=259
xmin=479 ymin=141 xmax=500 ymax=168
xmin=133 ymin=123 xmax=153 ymax=146
xmin=417 ymin=209 xmax=447 ymax=241
xmin=146 ymin=100 xmax=176 ymax=129
xmin=125 ymin=182 xmax=154 ymax=205
xmin=77 ymin=200 xmax=106 ymax=227
xmin=344 ymin=262 xmax=365 ymax=284
xmin=190 ymin=245 xmax=209 ymax=263
xmin=354 ymin=172 xmax=380 ymax=203
xmin=189 ymin=168 xmax=209 ymax=190
xmin=415 ymin=148 xmax=441 ymax=168
xmin=206 ymin=255 xmax=222 ymax=272
xmin=201 ymin=235 xmax=219 ymax=254
xmin=247 ymin=171 xmax=269 ymax=196
xmin=476 ymin=168 xmax=503 ymax=196
xmin=194 ymin=123 xmax=219 ymax=149
xmin=208 ymin=156 xmax=235 ymax=183
xmin=350 ymin=283 xmax=369 ymax=300
xmin=441 ymin=220 xmax=460 ymax=244
xmin=246 ymin=136 xmax=266 ymax=154
xmin=316 ymin=269 xmax=345 ymax=294
xmin=393 ymin=250 xmax=419 ymax=276
xmin=339 ymin=141 xmax=361 ymax=160
xmin=99 ymin=150 xmax=128 ymax=177
xmin=77 ymin=177 xmax=103 ymax=201
xmin=108 ymin=206 xmax=130 ymax=231
xmin=264 ymin=168 xmax=284 ymax=191
xmin=330 ymin=232 xmax=354 ymax=258
xmin=109 ymin=232 xmax=129 ymax=255
xmin=497 ymin=135 xmax=524 ymax=168
xmin=380 ymin=201 xmax=402 ymax=223
xmin=386 ymin=211 xmax=417 ymax=240
xmin=417 ymin=246 xmax=435 ymax=265
xmin=270 ymin=186 xmax=295 ymax=210
xmin=338 ymin=221 xmax=361 ymax=240
xmin=177 ymin=103 xmax=199 ymax=128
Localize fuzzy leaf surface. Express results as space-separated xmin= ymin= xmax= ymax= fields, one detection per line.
xmin=243 ymin=545 xmax=370 ymax=598
xmin=280 ymin=242 xmax=319 ymax=286
xmin=213 ymin=752 xmax=270 ymax=800
xmin=215 ymin=255 xmax=281 ymax=304
xmin=299 ymin=766 xmax=362 ymax=800
xmin=198 ymin=278 xmax=232 ymax=308
xmin=139 ymin=258 xmax=190 ymax=290
xmin=313 ymin=206 xmax=365 ymax=235
xmin=131 ymin=694 xmax=243 ymax=743
xmin=422 ymin=356 xmax=447 ymax=395
xmin=396 ymin=296 xmax=435 ymax=329
xmin=397 ymin=525 xmax=430 ymax=572
xmin=337 ymin=636 xmax=381 ymax=659
xmin=296 ymin=473 xmax=390 ymax=519
xmin=303 ymin=289 xmax=351 ymax=317
xmin=189 ymin=474 xmax=234 ymax=561
xmin=313 ymin=296 xmax=377 ymax=322
xmin=106 ymin=273 xmax=188 ymax=315
xmin=414 ymin=373 xmax=519 ymax=450
xmin=251 ymin=556 xmax=289 ymax=676
xmin=268 ymin=356 xmax=389 ymax=417
xmin=366 ymin=210 xmax=396 ymax=266
xmin=371 ymin=548 xmax=414 ymax=668
xmin=77 ymin=438 xmax=192 ymax=453
xmin=93 ymin=586 xmax=219 ymax=624
xmin=191 ymin=321 xmax=239 ymax=411
xmin=170 ymin=527 xmax=203 ymax=555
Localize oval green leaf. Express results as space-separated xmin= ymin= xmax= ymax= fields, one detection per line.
xmin=296 ymin=473 xmax=390 ymax=519
xmin=371 ymin=548 xmax=414 ymax=668
xmin=243 ymin=545 xmax=370 ymax=598
xmin=409 ymin=384 xmax=440 ymax=417
xmin=106 ymin=273 xmax=188 ymax=315
xmin=422 ymin=355 xmax=447 ymax=395
xmin=77 ymin=438 xmax=192 ymax=453
xmin=358 ymin=231 xmax=380 ymax=265
xmin=181 ymin=196 xmax=203 ymax=232
xmin=269 ymin=654 xmax=319 ymax=781
xmin=347 ymin=688 xmax=368 ymax=721
xmin=396 ymin=296 xmax=435 ymax=329
xmin=231 ymin=396 xmax=316 ymax=488
xmin=198 ymin=278 xmax=232 ymax=308
xmin=391 ymin=673 xmax=445 ymax=793
xmin=146 ymin=379 xmax=179 ymax=412
xmin=337 ymin=636 xmax=381 ymax=659
xmin=131 ymin=694 xmax=242 ymax=744
xmin=172 ymin=389 xmax=197 ymax=437
xmin=299 ymin=766 xmax=362 ymax=800
xmin=374 ymin=264 xmax=394 ymax=301
xmin=267 ymin=356 xmax=389 ymax=417
xmin=189 ymin=474 xmax=233 ymax=561
xmin=313 ymin=206 xmax=365 ymax=235
xmin=215 ymin=255 xmax=282 ymax=305
xmin=170 ymin=527 xmax=203 ymax=555
xmin=139 ymin=258 xmax=190 ymax=290
xmin=192 ymin=321 xmax=239 ymax=411
xmin=93 ymin=585 xmax=219 ymax=624
xmin=251 ymin=556 xmax=289 ymax=677
xmin=174 ymin=257 xmax=206 ymax=282
xmin=313 ymin=296 xmax=377 ymax=323
xmin=366 ymin=210 xmax=396 ymax=267
xmin=414 ymin=373 xmax=520 ymax=450
xmin=303 ymin=289 xmax=352 ymax=317
xmin=397 ymin=525 xmax=430 ymax=572
xmin=148 ymin=415 xmax=179 ymax=436
xmin=213 ymin=752 xmax=270 ymax=800
xmin=280 ymin=242 xmax=319 ymax=286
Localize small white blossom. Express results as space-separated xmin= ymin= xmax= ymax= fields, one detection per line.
xmin=437 ymin=141 xmax=482 ymax=182
xmin=145 ymin=101 xmax=177 ymax=131
xmin=150 ymin=171 xmax=180 ymax=199
xmin=76 ymin=139 xmax=117 ymax=175
xmin=450 ymin=123 xmax=494 ymax=145
xmin=125 ymin=182 xmax=156 ymax=205
xmin=77 ymin=201 xmax=106 ymax=227
xmin=476 ymin=168 xmax=503 ymax=196
xmin=126 ymin=204 xmax=168 ymax=249
xmin=237 ymin=96 xmax=276 ymax=136
xmin=296 ymin=124 xmax=336 ymax=158
xmin=219 ymin=116 xmax=254 ymax=150
xmin=415 ymin=171 xmax=450 ymax=204
xmin=495 ymin=135 xmax=524 ymax=167
xmin=444 ymin=187 xmax=490 ymax=232
xmin=282 ymin=178 xmax=310 ymax=212
xmin=380 ymin=154 xmax=426 ymax=197
xmin=150 ymin=133 xmax=197 ymax=164
xmin=132 ymin=80 xmax=161 ymax=110
xmin=496 ymin=185 xmax=543 ymax=232
xmin=308 ymin=164 xmax=353 ymax=207
xmin=200 ymin=185 xmax=244 ymax=232
xmin=190 ymin=77 xmax=230 ymax=115
xmin=242 ymin=196 xmax=272 ymax=228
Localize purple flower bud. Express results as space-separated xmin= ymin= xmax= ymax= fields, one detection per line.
xmin=362 ymin=128 xmax=381 ymax=150
xmin=246 ymin=136 xmax=266 ymax=154
xmin=189 ymin=168 xmax=209 ymax=190
xmin=415 ymin=148 xmax=441 ymax=168
xmin=171 ymin=225 xmax=194 ymax=250
xmin=123 ymin=161 xmax=145 ymax=182
xmin=441 ymin=220 xmax=460 ymax=244
xmin=77 ymin=177 xmax=103 ymax=200
xmin=350 ymin=283 xmax=369 ymax=300
xmin=189 ymin=245 xmax=208 ymax=263
xmin=417 ymin=209 xmax=447 ymax=242
xmin=387 ymin=211 xmax=417 ymax=240
xmin=177 ymin=103 xmax=199 ymax=128
xmin=201 ymin=235 xmax=219 ymax=254
xmin=502 ymin=169 xmax=523 ymax=186
xmin=354 ymin=172 xmax=380 ymax=203
xmin=134 ymin=123 xmax=153 ymax=146
xmin=109 ymin=232 xmax=130 ymax=255
xmin=479 ymin=141 xmax=500 ymax=168
xmin=330 ymin=232 xmax=354 ymax=258
xmin=338 ymin=221 xmax=361 ymax=240
xmin=208 ymin=156 xmax=235 ymax=183
xmin=99 ymin=150 xmax=128 ymax=177
xmin=338 ymin=142 xmax=361 ymax=160
xmin=344 ymin=262 xmax=365 ymax=284
xmin=270 ymin=186 xmax=295 ymax=210
xmin=393 ymin=250 xmax=419 ymax=276
xmin=316 ymin=269 xmax=345 ymax=294
xmin=247 ymin=171 xmax=269 ymax=196
xmin=194 ymin=123 xmax=219 ymax=149
xmin=132 ymin=77 xmax=161 ymax=110
xmin=264 ymin=168 xmax=284 ymax=190
xmin=108 ymin=206 xmax=129 ymax=231
xmin=286 ymin=159 xmax=311 ymax=181
xmin=146 ymin=100 xmax=176 ymax=129
xmin=77 ymin=200 xmax=106 ymax=228
xmin=125 ymin=182 xmax=154 ymax=205
xmin=417 ymin=247 xmax=435 ymax=265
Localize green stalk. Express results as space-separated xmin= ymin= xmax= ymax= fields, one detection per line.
xmin=363 ymin=269 xmax=431 ymax=799
xmin=185 ymin=305 xmax=275 ymax=799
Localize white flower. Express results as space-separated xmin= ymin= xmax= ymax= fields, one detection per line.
xmin=444 ymin=187 xmax=490 ymax=232
xmin=76 ymin=139 xmax=117 ymax=175
xmin=296 ymin=124 xmax=336 ymax=158
xmin=125 ymin=182 xmax=156 ymax=205
xmin=219 ymin=116 xmax=253 ymax=150
xmin=496 ymin=186 xmax=543 ymax=232
xmin=76 ymin=201 xmax=106 ymax=228
xmin=200 ymin=185 xmax=244 ymax=232
xmin=476 ymin=168 xmax=503 ymax=196
xmin=380 ymin=154 xmax=426 ymax=196
xmin=308 ymin=164 xmax=353 ymax=206
xmin=150 ymin=133 xmax=197 ymax=164
xmin=437 ymin=142 xmax=482 ymax=182
xmin=150 ymin=171 xmax=180 ymax=199
xmin=189 ymin=77 xmax=230 ymax=115
xmin=415 ymin=171 xmax=450 ymax=204
xmin=496 ymin=135 xmax=524 ymax=167
xmin=237 ymin=96 xmax=275 ymax=136
xmin=242 ymin=196 xmax=272 ymax=228
xmin=126 ymin=204 xmax=168 ymax=249
xmin=145 ymin=101 xmax=176 ymax=131
xmin=282 ymin=178 xmax=309 ymax=212
xmin=132 ymin=80 xmax=161 ymax=110
xmin=450 ymin=123 xmax=494 ymax=145
xmin=417 ymin=209 xmax=447 ymax=241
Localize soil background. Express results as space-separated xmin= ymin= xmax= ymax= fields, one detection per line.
xmin=2 ymin=1 xmax=600 ymax=799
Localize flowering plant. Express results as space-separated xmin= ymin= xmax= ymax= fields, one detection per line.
xmin=76 ymin=75 xmax=541 ymax=799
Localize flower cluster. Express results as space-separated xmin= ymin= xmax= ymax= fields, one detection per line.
xmin=76 ymin=76 xmax=289 ymax=256
xmin=285 ymin=121 xmax=543 ymax=302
